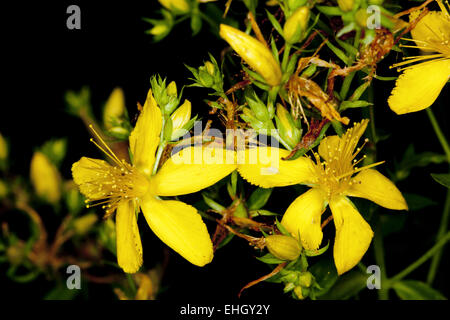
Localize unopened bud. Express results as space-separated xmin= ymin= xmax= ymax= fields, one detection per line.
xmin=337 ymin=0 xmax=354 ymax=12
xmin=275 ymin=104 xmax=301 ymax=149
xmin=170 ymin=99 xmax=191 ymax=140
xmin=73 ymin=213 xmax=98 ymax=236
xmin=159 ymin=0 xmax=190 ymax=15
xmin=265 ymin=234 xmax=301 ymax=261
xmin=204 ymin=61 xmax=215 ymax=76
xmin=6 ymin=242 xmax=26 ymax=265
xmin=220 ymin=24 xmax=282 ymax=87
xmin=30 ymin=152 xmax=61 ymax=204
xmin=293 ymin=286 xmax=305 ymax=299
xmin=355 ymin=8 xmax=369 ymax=28
xmin=283 ymin=6 xmax=310 ymax=44
xmin=167 ymin=81 xmax=177 ymax=97
xmin=0 ymin=179 xmax=8 ymax=199
xmin=103 ymin=88 xmax=126 ymax=129
xmin=298 ymin=271 xmax=313 ymax=288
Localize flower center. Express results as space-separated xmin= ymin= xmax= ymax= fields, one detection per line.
xmin=84 ymin=125 xmax=150 ymax=216
xmin=310 ymin=120 xmax=383 ymax=198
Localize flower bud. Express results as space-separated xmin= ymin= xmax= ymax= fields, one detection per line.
xmin=283 ymin=6 xmax=310 ymax=44
xmin=293 ymin=286 xmax=305 ymax=299
xmin=204 ymin=61 xmax=215 ymax=76
xmin=245 ymin=90 xmax=271 ymax=122
xmin=0 ymin=132 xmax=7 ymax=162
xmin=338 ymin=0 xmax=354 ymax=12
xmin=286 ymin=0 xmax=308 ymax=12
xmin=275 ymin=104 xmax=301 ymax=149
xmin=265 ymin=234 xmax=301 ymax=261
xmin=241 ymin=108 xmax=275 ymax=134
xmin=170 ymin=99 xmax=191 ymax=141
xmin=159 ymin=0 xmax=190 ymax=15
xmin=298 ymin=271 xmax=313 ymax=288
xmin=355 ymin=8 xmax=369 ymax=28
xmin=220 ymin=24 xmax=282 ymax=87
xmin=30 ymin=151 xmax=61 ymax=204
xmin=167 ymin=81 xmax=177 ymax=97
xmin=103 ymin=88 xmax=125 ymax=129
xmin=72 ymin=213 xmax=98 ymax=236
xmin=150 ymin=76 xmax=181 ymax=115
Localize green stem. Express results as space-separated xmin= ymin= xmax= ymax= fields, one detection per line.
xmin=426 ymin=108 xmax=450 ymax=163
xmin=427 ymin=189 xmax=450 ymax=284
xmin=281 ymin=44 xmax=292 ymax=72
xmin=390 ymin=231 xmax=450 ymax=283
xmin=199 ymin=11 xmax=219 ymax=32
xmin=373 ymin=223 xmax=389 ymax=300
xmin=152 ymin=118 xmax=167 ymax=175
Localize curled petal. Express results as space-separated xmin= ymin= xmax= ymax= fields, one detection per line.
xmin=129 ymin=89 xmax=162 ymax=176
xmin=329 ymin=195 xmax=373 ymax=275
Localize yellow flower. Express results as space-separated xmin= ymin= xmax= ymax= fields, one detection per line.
xmin=30 ymin=151 xmax=62 ymax=204
xmin=238 ymin=120 xmax=408 ymax=275
xmin=219 ymin=24 xmax=282 ymax=86
xmin=72 ymin=89 xmax=236 ymax=273
xmin=388 ymin=2 xmax=450 ymax=114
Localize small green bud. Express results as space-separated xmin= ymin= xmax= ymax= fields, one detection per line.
xmin=293 ymin=286 xmax=305 ymax=299
xmin=337 ymin=0 xmax=354 ymax=12
xmin=159 ymin=0 xmax=190 ymax=15
xmin=298 ymin=271 xmax=313 ymax=288
xmin=245 ymin=90 xmax=271 ymax=122
xmin=265 ymin=234 xmax=301 ymax=261
xmin=240 ymin=108 xmax=275 ymax=134
xmin=287 ymin=0 xmax=308 ymax=13
xmin=355 ymin=8 xmax=369 ymax=28
xmin=275 ymin=104 xmax=301 ymax=149
xmin=150 ymin=76 xmax=181 ymax=115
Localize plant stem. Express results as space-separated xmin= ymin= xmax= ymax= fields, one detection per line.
xmin=152 ymin=118 xmax=167 ymax=175
xmin=427 ymin=189 xmax=450 ymax=284
xmin=281 ymin=44 xmax=292 ymax=72
xmin=373 ymin=222 xmax=389 ymax=300
xmin=426 ymin=107 xmax=450 ymax=163
xmin=390 ymin=231 xmax=450 ymax=283
xmin=425 ymin=107 xmax=450 ymax=284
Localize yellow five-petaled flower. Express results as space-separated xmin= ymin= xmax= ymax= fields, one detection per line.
xmin=388 ymin=0 xmax=450 ymax=114
xmin=72 ymin=89 xmax=236 ymax=273
xmin=238 ymin=120 xmax=408 ymax=275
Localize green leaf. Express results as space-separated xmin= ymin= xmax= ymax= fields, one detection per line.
xmin=248 ymin=188 xmax=273 ymax=210
xmin=202 ymin=194 xmax=226 ymax=213
xmin=276 ymin=218 xmax=290 ymax=236
xmin=265 ymin=10 xmax=284 ymax=37
xmin=316 ymin=6 xmax=342 ymax=16
xmin=393 ymin=280 xmax=447 ymax=300
xmin=249 ymin=209 xmax=280 ymax=217
xmin=304 ymin=241 xmax=330 ymax=257
xmin=431 ymin=173 xmax=450 ymax=189
xmin=340 ymin=100 xmax=373 ymax=111
xmin=319 ymin=270 xmax=368 ymax=300
xmin=403 ymin=193 xmax=438 ymax=211
xmin=309 ymin=257 xmax=338 ymax=297
xmin=256 ymin=253 xmax=287 ymax=264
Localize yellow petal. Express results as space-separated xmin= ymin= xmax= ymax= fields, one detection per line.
xmin=129 ymin=89 xmax=162 ymax=176
xmin=72 ymin=157 xmax=111 ymax=199
xmin=388 ymin=59 xmax=450 ymax=114
xmin=347 ymin=168 xmax=408 ymax=210
xmin=281 ymin=188 xmax=327 ymax=250
xmin=219 ymin=24 xmax=282 ymax=86
xmin=238 ymin=147 xmax=316 ymax=188
xmin=329 ymin=195 xmax=373 ymax=275
xmin=116 ymin=200 xmax=143 ymax=273
xmin=140 ymin=195 xmax=213 ymax=266
xmin=152 ymin=146 xmax=237 ymax=196
xmin=318 ymin=135 xmax=340 ymax=162
xmin=410 ymin=10 xmax=450 ymax=51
